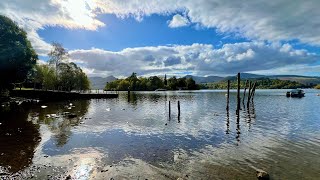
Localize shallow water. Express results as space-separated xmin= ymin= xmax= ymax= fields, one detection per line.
xmin=1 ymin=89 xmax=320 ymax=179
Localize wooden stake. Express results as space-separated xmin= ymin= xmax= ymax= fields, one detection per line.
xmin=169 ymin=101 xmax=171 ymax=117
xmin=226 ymin=80 xmax=230 ymax=111
xmin=251 ymin=82 xmax=257 ymax=102
xmin=236 ymin=73 xmax=241 ymax=115
xmin=247 ymin=81 xmax=252 ymax=106
xmin=242 ymin=80 xmax=248 ymax=104
xmin=178 ymin=101 xmax=180 ymax=117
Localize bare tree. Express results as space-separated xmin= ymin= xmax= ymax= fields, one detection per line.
xmin=48 ymin=42 xmax=69 ymax=75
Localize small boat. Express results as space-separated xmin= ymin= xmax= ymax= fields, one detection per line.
xmin=286 ymin=89 xmax=305 ymax=97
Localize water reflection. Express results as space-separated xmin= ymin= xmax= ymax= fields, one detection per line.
xmin=0 ymin=107 xmax=40 ymax=173
xmin=225 ymin=109 xmax=230 ymax=134
xmin=31 ymin=100 xmax=90 ymax=147
xmin=1 ymin=90 xmax=320 ymax=179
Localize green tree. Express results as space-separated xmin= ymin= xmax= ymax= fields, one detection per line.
xmin=186 ymin=78 xmax=197 ymax=90
xmin=0 ymin=15 xmax=38 ymax=91
xmin=35 ymin=64 xmax=56 ymax=90
xmin=168 ymin=76 xmax=178 ymax=90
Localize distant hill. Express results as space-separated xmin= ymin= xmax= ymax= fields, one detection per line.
xmin=184 ymin=75 xmax=224 ymax=83
xmin=222 ymin=73 xmax=265 ymax=81
xmin=268 ymin=75 xmax=320 ymax=86
xmin=89 ymin=76 xmax=117 ymax=89
xmin=220 ymin=73 xmax=320 ymax=86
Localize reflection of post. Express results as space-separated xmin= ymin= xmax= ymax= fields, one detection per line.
xmin=226 ymin=108 xmax=230 ymax=134
xmin=169 ymin=101 xmax=171 ymax=118
xmin=236 ymin=73 xmax=241 ymax=115
xmin=236 ymin=114 xmax=241 ymax=144
xmin=127 ymin=93 xmax=130 ymax=102
xmin=178 ymin=101 xmax=180 ymax=117
xmin=226 ymin=80 xmax=230 ymax=111
xmin=246 ymin=105 xmax=252 ymax=129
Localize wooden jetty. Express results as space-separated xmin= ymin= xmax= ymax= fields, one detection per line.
xmin=10 ymin=89 xmax=118 ymax=101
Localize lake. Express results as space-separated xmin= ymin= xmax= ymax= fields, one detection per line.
xmin=1 ymin=89 xmax=320 ymax=179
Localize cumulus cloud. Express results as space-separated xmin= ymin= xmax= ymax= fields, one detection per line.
xmin=92 ymin=0 xmax=320 ymax=45
xmin=69 ymin=42 xmax=318 ymax=77
xmin=0 ymin=0 xmax=105 ymax=55
xmin=1 ymin=0 xmax=320 ymax=76
xmin=2 ymin=0 xmax=320 ymax=55
xmin=168 ymin=14 xmax=189 ymax=28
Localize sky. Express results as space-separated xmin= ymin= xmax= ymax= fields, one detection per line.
xmin=1 ymin=0 xmax=320 ymax=77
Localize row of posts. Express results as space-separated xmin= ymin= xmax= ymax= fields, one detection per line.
xmin=226 ymin=73 xmax=257 ymax=113
xmin=168 ymin=100 xmax=180 ymax=118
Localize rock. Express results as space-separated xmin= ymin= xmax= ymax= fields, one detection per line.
xmin=68 ymin=114 xmax=77 ymax=118
xmin=66 ymin=175 xmax=71 ymax=180
xmin=165 ymin=123 xmax=167 ymax=125
xmin=256 ymin=170 xmax=270 ymax=180
xmin=45 ymin=114 xmax=51 ymax=118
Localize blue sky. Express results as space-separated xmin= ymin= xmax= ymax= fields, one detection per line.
xmin=1 ymin=0 xmax=320 ymax=77
xmin=38 ymin=14 xmax=248 ymax=51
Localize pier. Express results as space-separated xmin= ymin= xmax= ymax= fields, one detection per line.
xmin=10 ymin=89 xmax=118 ymax=101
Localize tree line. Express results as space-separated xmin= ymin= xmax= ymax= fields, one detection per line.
xmin=105 ymin=73 xmax=199 ymax=91
xmin=202 ymin=78 xmax=311 ymax=89
xmin=32 ymin=43 xmax=90 ymax=91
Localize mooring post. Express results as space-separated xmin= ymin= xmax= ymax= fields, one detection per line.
xmin=247 ymin=81 xmax=252 ymax=106
xmin=242 ymin=80 xmax=248 ymax=104
xmin=128 ymin=87 xmax=131 ymax=102
xmin=236 ymin=73 xmax=241 ymax=115
xmin=251 ymin=82 xmax=257 ymax=102
xmin=169 ymin=101 xmax=171 ymax=118
xmin=226 ymin=80 xmax=230 ymax=111
xmin=178 ymin=101 xmax=180 ymax=117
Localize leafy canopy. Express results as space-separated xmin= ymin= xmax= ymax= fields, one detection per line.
xmin=0 ymin=15 xmax=38 ymax=89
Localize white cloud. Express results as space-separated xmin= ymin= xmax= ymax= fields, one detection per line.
xmin=168 ymin=14 xmax=189 ymax=28
xmin=2 ymin=0 xmax=320 ymax=56
xmin=92 ymin=0 xmax=320 ymax=45
xmin=1 ymin=0 xmax=320 ymax=76
xmin=0 ymin=0 xmax=105 ymax=55
xmin=69 ymin=42 xmax=318 ymax=77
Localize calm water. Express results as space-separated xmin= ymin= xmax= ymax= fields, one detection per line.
xmin=1 ymin=90 xmax=320 ymax=179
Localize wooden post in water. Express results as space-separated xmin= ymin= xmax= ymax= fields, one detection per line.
xmin=236 ymin=73 xmax=241 ymax=115
xmin=169 ymin=101 xmax=171 ymax=118
xmin=128 ymin=87 xmax=131 ymax=102
xmin=251 ymin=82 xmax=257 ymax=102
xmin=226 ymin=80 xmax=230 ymax=111
xmin=242 ymin=80 xmax=248 ymax=104
xmin=247 ymin=81 xmax=252 ymax=106
xmin=178 ymin=101 xmax=180 ymax=117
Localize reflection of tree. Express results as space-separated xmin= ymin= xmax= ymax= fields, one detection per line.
xmin=33 ymin=100 xmax=90 ymax=147
xmin=0 ymin=108 xmax=40 ymax=173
